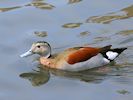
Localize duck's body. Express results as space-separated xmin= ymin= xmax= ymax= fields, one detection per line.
xmin=40 ymin=46 xmax=110 ymax=71
xmin=20 ymin=41 xmax=127 ymax=71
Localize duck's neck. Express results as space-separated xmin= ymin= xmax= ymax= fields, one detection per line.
xmin=42 ymin=47 xmax=51 ymax=58
xmin=44 ymin=52 xmax=51 ymax=58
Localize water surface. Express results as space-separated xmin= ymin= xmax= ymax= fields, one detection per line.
xmin=0 ymin=0 xmax=133 ymax=100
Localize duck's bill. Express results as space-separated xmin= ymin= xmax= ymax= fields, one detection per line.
xmin=20 ymin=49 xmax=33 ymax=57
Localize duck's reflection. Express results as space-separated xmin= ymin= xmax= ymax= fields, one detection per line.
xmin=20 ymin=66 xmax=50 ymax=86
xmin=20 ymin=64 xmax=113 ymax=86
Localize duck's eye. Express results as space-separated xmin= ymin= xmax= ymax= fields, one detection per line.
xmin=37 ymin=45 xmax=40 ymax=48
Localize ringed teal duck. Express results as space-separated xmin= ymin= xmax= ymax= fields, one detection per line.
xmin=20 ymin=41 xmax=127 ymax=71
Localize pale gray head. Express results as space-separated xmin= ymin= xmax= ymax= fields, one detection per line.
xmin=20 ymin=41 xmax=51 ymax=58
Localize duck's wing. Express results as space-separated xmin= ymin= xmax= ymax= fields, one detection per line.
xmin=66 ymin=45 xmax=112 ymax=64
xmin=66 ymin=47 xmax=100 ymax=64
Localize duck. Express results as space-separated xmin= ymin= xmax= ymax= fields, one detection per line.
xmin=20 ymin=41 xmax=127 ymax=71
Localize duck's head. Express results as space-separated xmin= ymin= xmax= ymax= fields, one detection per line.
xmin=20 ymin=41 xmax=51 ymax=58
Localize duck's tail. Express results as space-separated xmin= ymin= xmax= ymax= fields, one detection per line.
xmin=100 ymin=45 xmax=127 ymax=61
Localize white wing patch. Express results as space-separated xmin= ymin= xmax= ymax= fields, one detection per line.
xmin=106 ymin=51 xmax=118 ymax=60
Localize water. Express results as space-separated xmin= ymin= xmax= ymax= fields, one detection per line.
xmin=0 ymin=0 xmax=133 ymax=100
